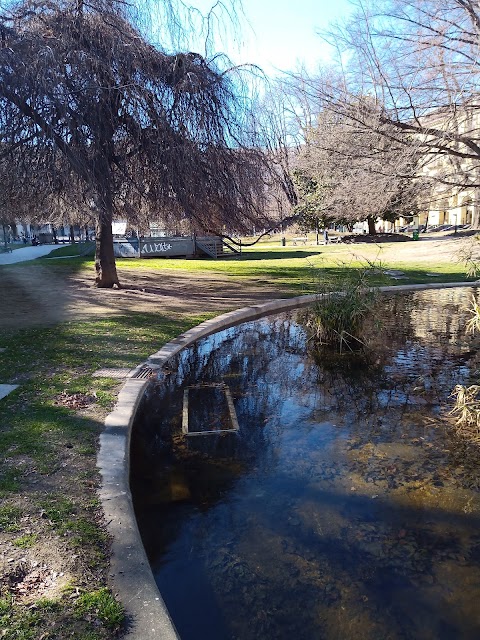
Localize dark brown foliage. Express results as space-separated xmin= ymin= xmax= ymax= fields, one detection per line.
xmin=0 ymin=0 xmax=273 ymax=286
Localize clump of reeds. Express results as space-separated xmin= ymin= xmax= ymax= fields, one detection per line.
xmin=450 ymin=384 xmax=480 ymax=441
xmin=303 ymin=262 xmax=380 ymax=352
xmin=466 ymin=294 xmax=480 ymax=335
xmin=449 ymin=294 xmax=480 ymax=440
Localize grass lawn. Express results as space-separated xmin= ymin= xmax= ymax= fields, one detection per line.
xmin=0 ymin=311 xmax=213 ymax=639
xmin=117 ymin=243 xmax=465 ymax=280
xmin=0 ymin=237 xmax=475 ymax=638
xmin=119 ymin=242 xmax=473 ymax=288
xmin=43 ymin=239 xmax=473 ymax=293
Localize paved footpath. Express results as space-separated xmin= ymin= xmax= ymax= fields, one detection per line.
xmin=0 ymin=244 xmax=59 ymax=265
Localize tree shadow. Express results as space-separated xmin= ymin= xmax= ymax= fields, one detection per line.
xmin=234 ymin=249 xmax=322 ymax=261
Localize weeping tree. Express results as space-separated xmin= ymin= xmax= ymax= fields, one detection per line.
xmin=0 ymin=0 xmax=273 ymax=286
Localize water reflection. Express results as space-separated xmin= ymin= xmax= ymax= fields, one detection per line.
xmin=131 ymin=287 xmax=480 ymax=640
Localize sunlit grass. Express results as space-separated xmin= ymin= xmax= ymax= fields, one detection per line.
xmin=37 ymin=240 xmax=472 ymax=293
xmin=115 ymin=242 xmax=470 ymax=289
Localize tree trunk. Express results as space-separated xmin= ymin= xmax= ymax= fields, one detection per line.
xmin=422 ymin=211 xmax=429 ymax=233
xmin=367 ymin=216 xmax=377 ymax=235
xmin=69 ymin=225 xmax=76 ymax=244
xmin=95 ymin=208 xmax=120 ymax=288
xmin=472 ymin=206 xmax=480 ymax=230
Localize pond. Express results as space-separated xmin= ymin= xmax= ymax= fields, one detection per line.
xmin=131 ymin=287 xmax=480 ymax=640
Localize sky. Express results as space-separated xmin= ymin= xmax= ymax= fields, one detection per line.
xmin=186 ymin=0 xmax=355 ymax=76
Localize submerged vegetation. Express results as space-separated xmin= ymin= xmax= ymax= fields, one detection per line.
xmin=450 ymin=292 xmax=480 ymax=440
xmin=450 ymin=384 xmax=480 ymax=441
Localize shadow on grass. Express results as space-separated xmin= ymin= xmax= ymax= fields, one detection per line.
xmin=232 ymin=249 xmax=323 ymax=261
xmin=0 ymin=311 xmax=206 ymax=380
xmin=0 ymin=310 xmax=210 ymax=478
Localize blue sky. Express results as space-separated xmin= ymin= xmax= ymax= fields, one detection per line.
xmin=187 ymin=0 xmax=355 ymax=75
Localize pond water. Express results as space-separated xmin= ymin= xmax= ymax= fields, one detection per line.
xmin=131 ymin=287 xmax=480 ymax=640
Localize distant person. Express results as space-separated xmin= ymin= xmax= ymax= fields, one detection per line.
xmin=323 ymin=228 xmax=329 ymax=244
xmin=22 ymin=234 xmax=27 ymax=245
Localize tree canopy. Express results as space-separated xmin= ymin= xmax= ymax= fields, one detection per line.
xmin=298 ymin=0 xmax=480 ymax=227
xmin=0 ymin=0 xmax=274 ymax=285
xmin=278 ymin=76 xmax=421 ymax=233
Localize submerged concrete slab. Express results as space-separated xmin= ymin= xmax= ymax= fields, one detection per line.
xmin=0 ymin=384 xmax=18 ymax=400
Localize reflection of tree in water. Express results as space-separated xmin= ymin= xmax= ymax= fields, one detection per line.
xmin=131 ymin=287 xmax=480 ymax=640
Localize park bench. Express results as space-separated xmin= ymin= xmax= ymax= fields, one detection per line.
xmin=0 ymin=246 xmax=13 ymax=253
xmin=292 ymin=236 xmax=308 ymax=245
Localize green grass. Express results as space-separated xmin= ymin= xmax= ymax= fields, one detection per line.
xmin=0 ymin=311 xmax=212 ymax=483
xmin=13 ymin=533 xmax=38 ymax=548
xmin=75 ymin=588 xmax=125 ymax=629
xmin=0 ymin=591 xmax=121 ymax=639
xmin=0 ymin=505 xmax=22 ymax=532
xmin=0 ymin=466 xmax=23 ymax=495
xmin=36 ymin=239 xmax=473 ymax=292
xmin=0 ymin=237 xmax=474 ymax=639
xmin=44 ymin=241 xmax=95 ymax=258
xmin=0 ymin=605 xmax=42 ymax=640
xmin=39 ymin=496 xmax=77 ymax=526
xmin=82 ymin=242 xmax=471 ymax=289
xmin=0 ymin=308 xmax=212 ymax=639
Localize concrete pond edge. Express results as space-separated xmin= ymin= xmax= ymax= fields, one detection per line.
xmin=98 ymin=281 xmax=478 ymax=639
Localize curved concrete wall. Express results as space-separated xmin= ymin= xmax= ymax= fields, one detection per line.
xmin=98 ymin=281 xmax=478 ymax=639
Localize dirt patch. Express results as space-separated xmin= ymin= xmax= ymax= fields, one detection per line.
xmin=0 ymin=263 xmax=287 ymax=330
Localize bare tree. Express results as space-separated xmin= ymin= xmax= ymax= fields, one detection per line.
xmin=301 ymin=0 xmax=480 ymax=227
xmin=280 ymin=73 xmax=421 ymax=233
xmin=0 ymin=0 xmax=274 ymax=286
